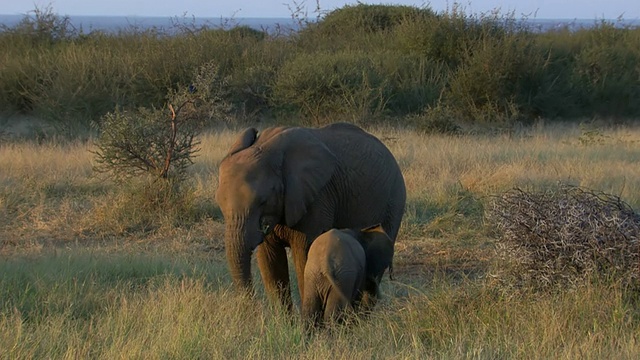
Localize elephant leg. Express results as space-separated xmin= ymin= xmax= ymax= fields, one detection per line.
xmin=256 ymin=241 xmax=292 ymax=311
xmin=357 ymin=290 xmax=377 ymax=316
xmin=291 ymin=239 xmax=310 ymax=302
xmin=324 ymin=289 xmax=352 ymax=325
xmin=301 ymin=288 xmax=322 ymax=330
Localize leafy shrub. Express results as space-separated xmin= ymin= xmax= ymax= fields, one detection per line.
xmin=272 ymin=50 xmax=446 ymax=123
xmin=487 ymin=184 xmax=640 ymax=291
xmin=570 ymin=23 xmax=640 ymax=117
xmin=304 ymin=4 xmax=435 ymax=36
xmin=222 ymin=38 xmax=293 ymax=118
xmin=295 ymin=4 xmax=436 ymax=54
xmin=0 ymin=4 xmax=77 ymax=45
xmin=379 ymin=55 xmax=446 ymax=115
xmin=444 ymin=26 xmax=542 ymax=124
xmin=393 ymin=7 xmax=485 ymax=68
xmin=92 ymin=62 xmax=229 ymax=182
xmin=272 ymin=51 xmax=391 ymax=123
xmin=0 ymin=12 xmax=271 ymax=131
xmin=0 ymin=6 xmax=79 ymax=117
xmin=226 ymin=25 xmax=266 ymax=41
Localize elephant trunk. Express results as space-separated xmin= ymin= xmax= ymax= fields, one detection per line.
xmin=224 ymin=217 xmax=262 ymax=292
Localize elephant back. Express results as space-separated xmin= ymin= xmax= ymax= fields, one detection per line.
xmin=309 ymin=229 xmax=366 ymax=274
xmin=311 ymin=124 xmax=406 ymax=241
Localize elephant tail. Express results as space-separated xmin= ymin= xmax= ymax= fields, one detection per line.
xmin=326 ymin=269 xmax=361 ymax=306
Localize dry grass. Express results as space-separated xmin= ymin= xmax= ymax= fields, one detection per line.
xmin=2 ymin=122 xmax=640 ymax=357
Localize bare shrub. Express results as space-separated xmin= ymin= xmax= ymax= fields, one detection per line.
xmin=92 ymin=61 xmax=229 ymax=182
xmin=486 ymin=184 xmax=640 ymax=290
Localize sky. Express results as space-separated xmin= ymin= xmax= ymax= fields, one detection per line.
xmin=1 ymin=0 xmax=638 ymax=20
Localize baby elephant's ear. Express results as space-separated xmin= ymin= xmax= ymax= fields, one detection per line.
xmin=361 ymin=223 xmax=385 ymax=234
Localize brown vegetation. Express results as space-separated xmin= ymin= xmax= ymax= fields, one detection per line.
xmin=488 ymin=184 xmax=640 ymax=290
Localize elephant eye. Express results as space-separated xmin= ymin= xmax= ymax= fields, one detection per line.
xmin=259 ymin=217 xmax=273 ymax=235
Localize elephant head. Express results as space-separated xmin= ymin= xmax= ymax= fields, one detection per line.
xmin=354 ymin=224 xmax=394 ymax=306
xmin=215 ymin=127 xmax=337 ymax=290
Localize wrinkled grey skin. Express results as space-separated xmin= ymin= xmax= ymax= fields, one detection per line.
xmin=215 ymin=123 xmax=406 ymax=309
xmin=302 ymin=225 xmax=394 ymax=328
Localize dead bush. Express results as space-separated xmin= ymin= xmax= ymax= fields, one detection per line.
xmin=486 ymin=184 xmax=640 ymax=290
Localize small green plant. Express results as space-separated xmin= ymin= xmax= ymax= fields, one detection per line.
xmin=92 ymin=61 xmax=229 ymax=182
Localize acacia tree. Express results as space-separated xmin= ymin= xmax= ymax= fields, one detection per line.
xmin=92 ymin=61 xmax=229 ymax=182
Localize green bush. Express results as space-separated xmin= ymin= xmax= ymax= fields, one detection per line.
xmin=272 ymin=51 xmax=391 ymax=123
xmin=0 ymin=5 xmax=77 ymax=45
xmin=272 ymin=50 xmax=446 ymax=122
xmin=393 ymin=9 xmax=480 ymax=68
xmin=0 ymin=8 xmax=272 ymax=131
xmin=444 ymin=30 xmax=541 ymax=123
xmin=295 ymin=4 xmax=436 ymax=54
xmin=301 ymin=4 xmax=435 ymax=38
xmin=381 ymin=55 xmax=446 ymax=115
xmin=570 ymin=23 xmax=640 ymax=117
xmin=2 ymin=4 xmax=640 ymax=131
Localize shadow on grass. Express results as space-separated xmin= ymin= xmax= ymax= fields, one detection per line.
xmin=0 ymin=251 xmax=230 ymax=322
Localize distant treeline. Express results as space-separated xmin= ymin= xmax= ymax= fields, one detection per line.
xmin=1 ymin=4 xmax=639 ymax=133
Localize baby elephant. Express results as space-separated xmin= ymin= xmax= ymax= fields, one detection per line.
xmin=302 ymin=224 xmax=394 ymax=328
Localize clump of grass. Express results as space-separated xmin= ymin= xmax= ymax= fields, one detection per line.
xmin=85 ymin=178 xmax=200 ymax=235
xmin=487 ymin=184 xmax=640 ymax=290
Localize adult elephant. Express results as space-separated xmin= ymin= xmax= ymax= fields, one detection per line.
xmin=215 ymin=123 xmax=406 ymax=309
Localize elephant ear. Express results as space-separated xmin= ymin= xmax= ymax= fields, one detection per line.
xmin=226 ymin=128 xmax=258 ymax=157
xmin=277 ymin=129 xmax=337 ymax=227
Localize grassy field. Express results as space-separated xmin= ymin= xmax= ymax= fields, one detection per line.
xmin=1 ymin=122 xmax=640 ymax=358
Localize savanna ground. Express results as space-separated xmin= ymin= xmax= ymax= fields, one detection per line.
xmin=2 ymin=121 xmax=640 ymax=358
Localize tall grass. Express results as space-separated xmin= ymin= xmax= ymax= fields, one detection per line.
xmin=1 ymin=251 xmax=639 ymax=358
xmin=2 ymin=123 xmax=639 ymax=244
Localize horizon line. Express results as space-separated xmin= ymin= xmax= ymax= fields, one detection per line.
xmin=1 ymin=13 xmax=638 ymax=21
